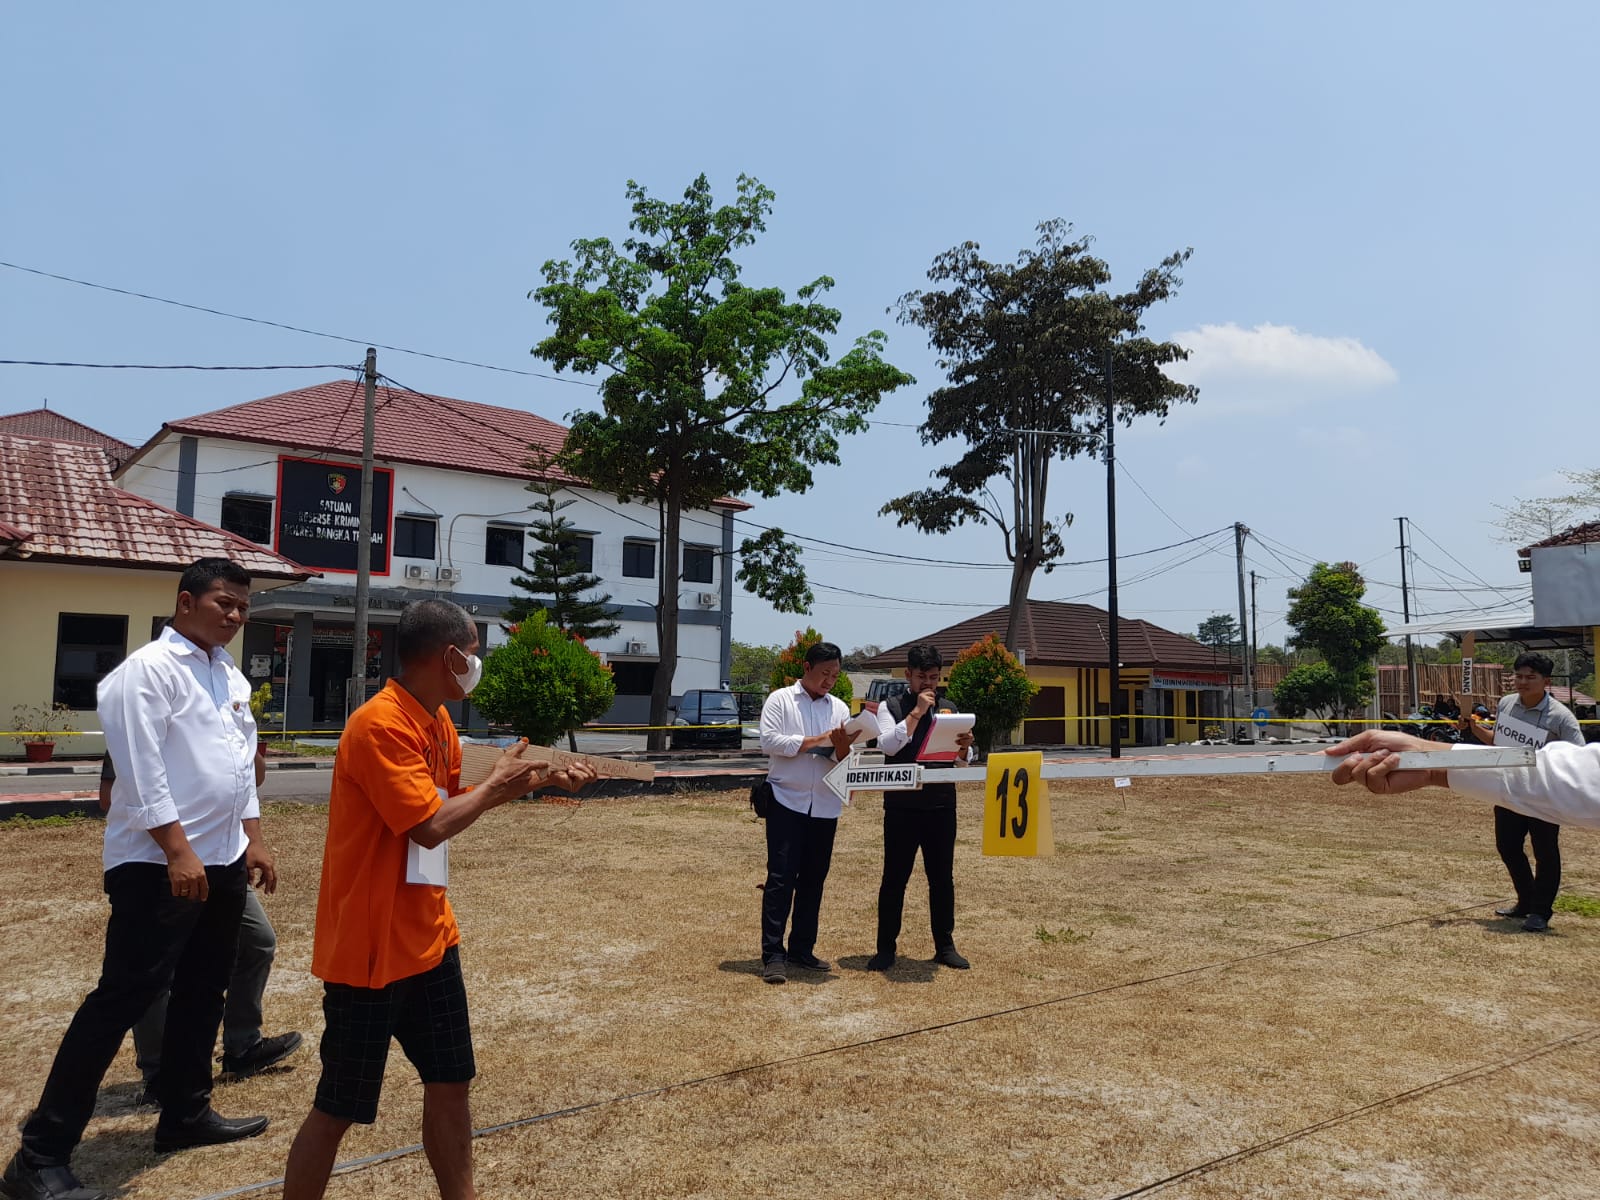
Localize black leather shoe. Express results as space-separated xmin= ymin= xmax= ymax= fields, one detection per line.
xmin=788 ymin=952 xmax=831 ymax=972
xmin=1522 ymin=914 xmax=1550 ymax=933
xmin=0 ymin=1155 xmax=107 ymax=1200
xmin=762 ymin=958 xmax=786 ymax=985
xmin=1494 ymin=904 xmax=1529 ymax=919
xmin=153 ymin=1110 xmax=270 ymax=1153
xmin=934 ymin=946 xmax=971 ymax=969
xmin=865 ymin=951 xmax=895 ymax=971
xmin=221 ymin=1031 xmax=303 ymax=1078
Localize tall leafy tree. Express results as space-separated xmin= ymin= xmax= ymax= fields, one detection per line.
xmin=504 ymin=449 xmax=622 ymax=643
xmin=1195 ymin=614 xmax=1241 ymax=652
xmin=884 ymin=220 xmax=1198 ymax=649
xmin=1284 ymin=562 xmax=1387 ymax=717
xmin=533 ymin=174 xmax=913 ymax=747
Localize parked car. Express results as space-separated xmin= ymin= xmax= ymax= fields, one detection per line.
xmin=670 ymin=688 xmax=744 ymax=750
xmin=850 ymin=677 xmax=910 ymax=715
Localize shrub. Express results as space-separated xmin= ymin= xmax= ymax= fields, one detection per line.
xmin=943 ymin=634 xmax=1037 ymax=754
xmin=473 ymin=611 xmax=617 ymax=746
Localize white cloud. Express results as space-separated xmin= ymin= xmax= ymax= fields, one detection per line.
xmin=1166 ymin=322 xmax=1397 ymax=390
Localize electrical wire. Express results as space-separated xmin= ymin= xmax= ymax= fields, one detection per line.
xmin=0 ymin=259 xmax=595 ymax=386
xmin=0 ymin=359 xmax=361 ymax=371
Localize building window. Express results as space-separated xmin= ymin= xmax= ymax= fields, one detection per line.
xmin=623 ymin=540 xmax=656 ymax=579
xmin=486 ymin=524 xmax=525 ymax=567
xmin=572 ymin=534 xmax=595 ymax=574
xmin=682 ymin=544 xmax=715 ymax=584
xmin=394 ymin=516 xmax=438 ymax=559
xmin=55 ymin=614 xmax=128 ymax=709
xmin=220 ymin=495 xmax=273 ymax=545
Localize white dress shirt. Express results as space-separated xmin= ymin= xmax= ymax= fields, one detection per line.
xmin=1448 ymin=740 xmax=1600 ymax=829
xmin=760 ymin=680 xmax=850 ymax=819
xmin=99 ymin=625 xmax=259 ymax=869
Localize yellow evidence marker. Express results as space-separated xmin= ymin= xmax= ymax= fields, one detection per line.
xmin=982 ymin=750 xmax=1053 ymax=857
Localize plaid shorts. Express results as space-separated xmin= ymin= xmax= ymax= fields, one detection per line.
xmin=313 ymin=944 xmax=476 ymax=1124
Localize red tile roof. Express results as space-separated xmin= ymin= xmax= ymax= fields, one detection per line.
xmin=0 ymin=433 xmax=314 ymax=580
xmin=0 ymin=408 xmax=137 ymax=466
xmin=127 ymin=379 xmax=751 ymax=508
xmin=864 ymin=600 xmax=1225 ymax=671
xmin=1519 ymin=520 xmax=1600 ymax=556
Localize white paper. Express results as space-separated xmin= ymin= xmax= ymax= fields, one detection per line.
xmin=406 ymin=785 xmax=450 ymax=887
xmin=1114 ymin=777 xmax=1131 ymax=789
xmin=842 ymin=706 xmax=890 ymax=746
xmin=918 ymin=712 xmax=975 ymax=761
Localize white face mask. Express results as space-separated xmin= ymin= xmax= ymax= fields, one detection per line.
xmin=450 ymin=647 xmax=483 ymax=696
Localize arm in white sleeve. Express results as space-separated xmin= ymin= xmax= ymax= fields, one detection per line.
xmin=1447 ymin=740 xmax=1600 ymax=828
xmin=878 ymin=718 xmax=911 ymax=755
xmin=100 ymin=660 xmax=180 ymax=829
xmin=759 ymin=692 xmax=804 ymax=758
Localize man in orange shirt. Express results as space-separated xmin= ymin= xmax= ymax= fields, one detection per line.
xmin=281 ymin=599 xmax=593 ymax=1200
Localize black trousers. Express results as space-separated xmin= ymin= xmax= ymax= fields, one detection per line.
xmin=761 ymin=800 xmax=837 ymax=963
xmin=1494 ymin=805 xmax=1560 ymax=919
xmin=877 ymin=805 xmax=957 ymax=955
xmin=20 ymin=856 xmax=247 ymax=1166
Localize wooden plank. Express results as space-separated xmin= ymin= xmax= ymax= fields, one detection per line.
xmin=458 ymin=740 xmax=656 ymax=787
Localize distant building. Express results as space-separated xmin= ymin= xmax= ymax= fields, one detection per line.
xmin=115 ymin=380 xmax=748 ymax=731
xmin=0 ymin=431 xmax=310 ymax=752
xmin=0 ymin=406 xmax=136 ymax=470
xmin=866 ymin=600 xmax=1236 ymax=746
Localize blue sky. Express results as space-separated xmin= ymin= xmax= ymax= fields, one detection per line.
xmin=5 ymin=2 xmax=1595 ymax=653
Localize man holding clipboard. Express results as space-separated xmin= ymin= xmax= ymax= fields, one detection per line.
xmin=867 ymin=644 xmax=975 ymax=972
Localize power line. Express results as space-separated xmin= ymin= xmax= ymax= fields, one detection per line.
xmin=0 ymin=359 xmax=360 ymax=371
xmin=0 ymin=260 xmax=595 ymax=387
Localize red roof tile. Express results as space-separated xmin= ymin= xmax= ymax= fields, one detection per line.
xmin=0 ymin=408 xmax=136 ymax=466
xmin=0 ymin=433 xmax=313 ymax=579
xmin=1519 ymin=520 xmax=1600 ymax=556
xmin=864 ymin=600 xmax=1225 ymax=671
xmin=131 ymin=379 xmax=751 ymax=508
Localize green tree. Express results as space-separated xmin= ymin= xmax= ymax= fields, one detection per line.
xmin=944 ymin=634 xmax=1038 ymax=755
xmin=1284 ymin=562 xmax=1386 ymax=718
xmin=1271 ymin=662 xmax=1343 ymax=733
xmin=1195 ymin=614 xmax=1241 ymax=653
xmin=504 ymin=448 xmax=622 ymax=642
xmin=1256 ymin=644 xmax=1288 ymax=666
xmin=729 ymin=640 xmax=781 ymax=693
xmin=769 ymin=627 xmax=853 ymax=704
xmin=474 ymin=611 xmax=618 ymax=747
xmin=533 ymin=174 xmax=912 ymax=747
xmin=883 ymin=220 xmax=1198 ymax=650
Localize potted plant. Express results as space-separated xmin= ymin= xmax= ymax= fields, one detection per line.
xmin=11 ymin=701 xmax=74 ymax=763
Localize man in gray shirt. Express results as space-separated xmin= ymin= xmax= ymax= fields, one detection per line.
xmin=1463 ymin=652 xmax=1585 ymax=931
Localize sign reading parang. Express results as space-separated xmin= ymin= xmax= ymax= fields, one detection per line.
xmin=275 ymin=456 xmax=393 ymax=575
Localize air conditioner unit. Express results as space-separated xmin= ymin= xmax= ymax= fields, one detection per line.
xmin=404 ymin=564 xmax=427 ymax=580
xmin=626 ymin=640 xmax=648 ymax=655
xmin=696 ymin=591 xmax=717 ymax=608
xmin=435 ymin=567 xmax=462 ymax=583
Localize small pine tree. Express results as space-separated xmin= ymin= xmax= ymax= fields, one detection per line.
xmin=944 ymin=634 xmax=1037 ymax=754
xmin=504 ymin=448 xmax=622 ymax=642
xmin=768 ymin=627 xmax=854 ymax=704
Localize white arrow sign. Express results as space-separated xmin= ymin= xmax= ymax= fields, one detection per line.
xmin=823 ymin=758 xmax=923 ymax=804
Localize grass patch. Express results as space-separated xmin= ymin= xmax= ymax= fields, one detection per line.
xmin=1034 ymin=925 xmax=1092 ymax=945
xmin=1554 ymin=893 xmax=1600 ymax=918
xmin=0 ymin=813 xmax=88 ymax=829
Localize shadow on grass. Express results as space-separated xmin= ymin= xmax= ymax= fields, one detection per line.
xmin=63 ymin=1125 xmax=162 ymax=1198
xmin=834 ymin=954 xmax=939 ymax=983
xmin=1429 ymin=915 xmax=1561 ymax=936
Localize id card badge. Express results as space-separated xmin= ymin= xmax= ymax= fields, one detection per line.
xmin=406 ymin=786 xmax=450 ymax=887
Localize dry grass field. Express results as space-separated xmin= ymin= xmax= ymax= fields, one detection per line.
xmin=4 ymin=774 xmax=1600 ymax=1199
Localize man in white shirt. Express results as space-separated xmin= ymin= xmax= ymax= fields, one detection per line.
xmin=1458 ymin=653 xmax=1584 ymax=931
xmin=4 ymin=560 xmax=272 ymax=1200
xmin=757 ymin=641 xmax=855 ymax=985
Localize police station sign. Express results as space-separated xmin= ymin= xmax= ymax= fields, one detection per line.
xmin=275 ymin=456 xmax=393 ymax=575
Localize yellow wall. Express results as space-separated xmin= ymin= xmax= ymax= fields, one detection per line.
xmin=0 ymin=561 xmax=249 ymax=753
xmin=902 ymin=662 xmax=1207 ymax=747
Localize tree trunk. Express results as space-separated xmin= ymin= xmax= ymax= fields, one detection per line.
xmin=648 ymin=494 xmax=683 ymax=752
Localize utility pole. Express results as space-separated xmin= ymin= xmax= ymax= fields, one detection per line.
xmin=350 ymin=348 xmax=377 ymax=719
xmin=1105 ymin=347 xmax=1121 ymax=758
xmin=1249 ymin=569 xmax=1259 ymax=706
xmin=1234 ymin=522 xmax=1253 ymax=742
xmin=1397 ymin=516 xmax=1418 ymax=711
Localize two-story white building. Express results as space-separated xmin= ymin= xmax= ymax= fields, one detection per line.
xmin=114 ymin=379 xmax=746 ymax=731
